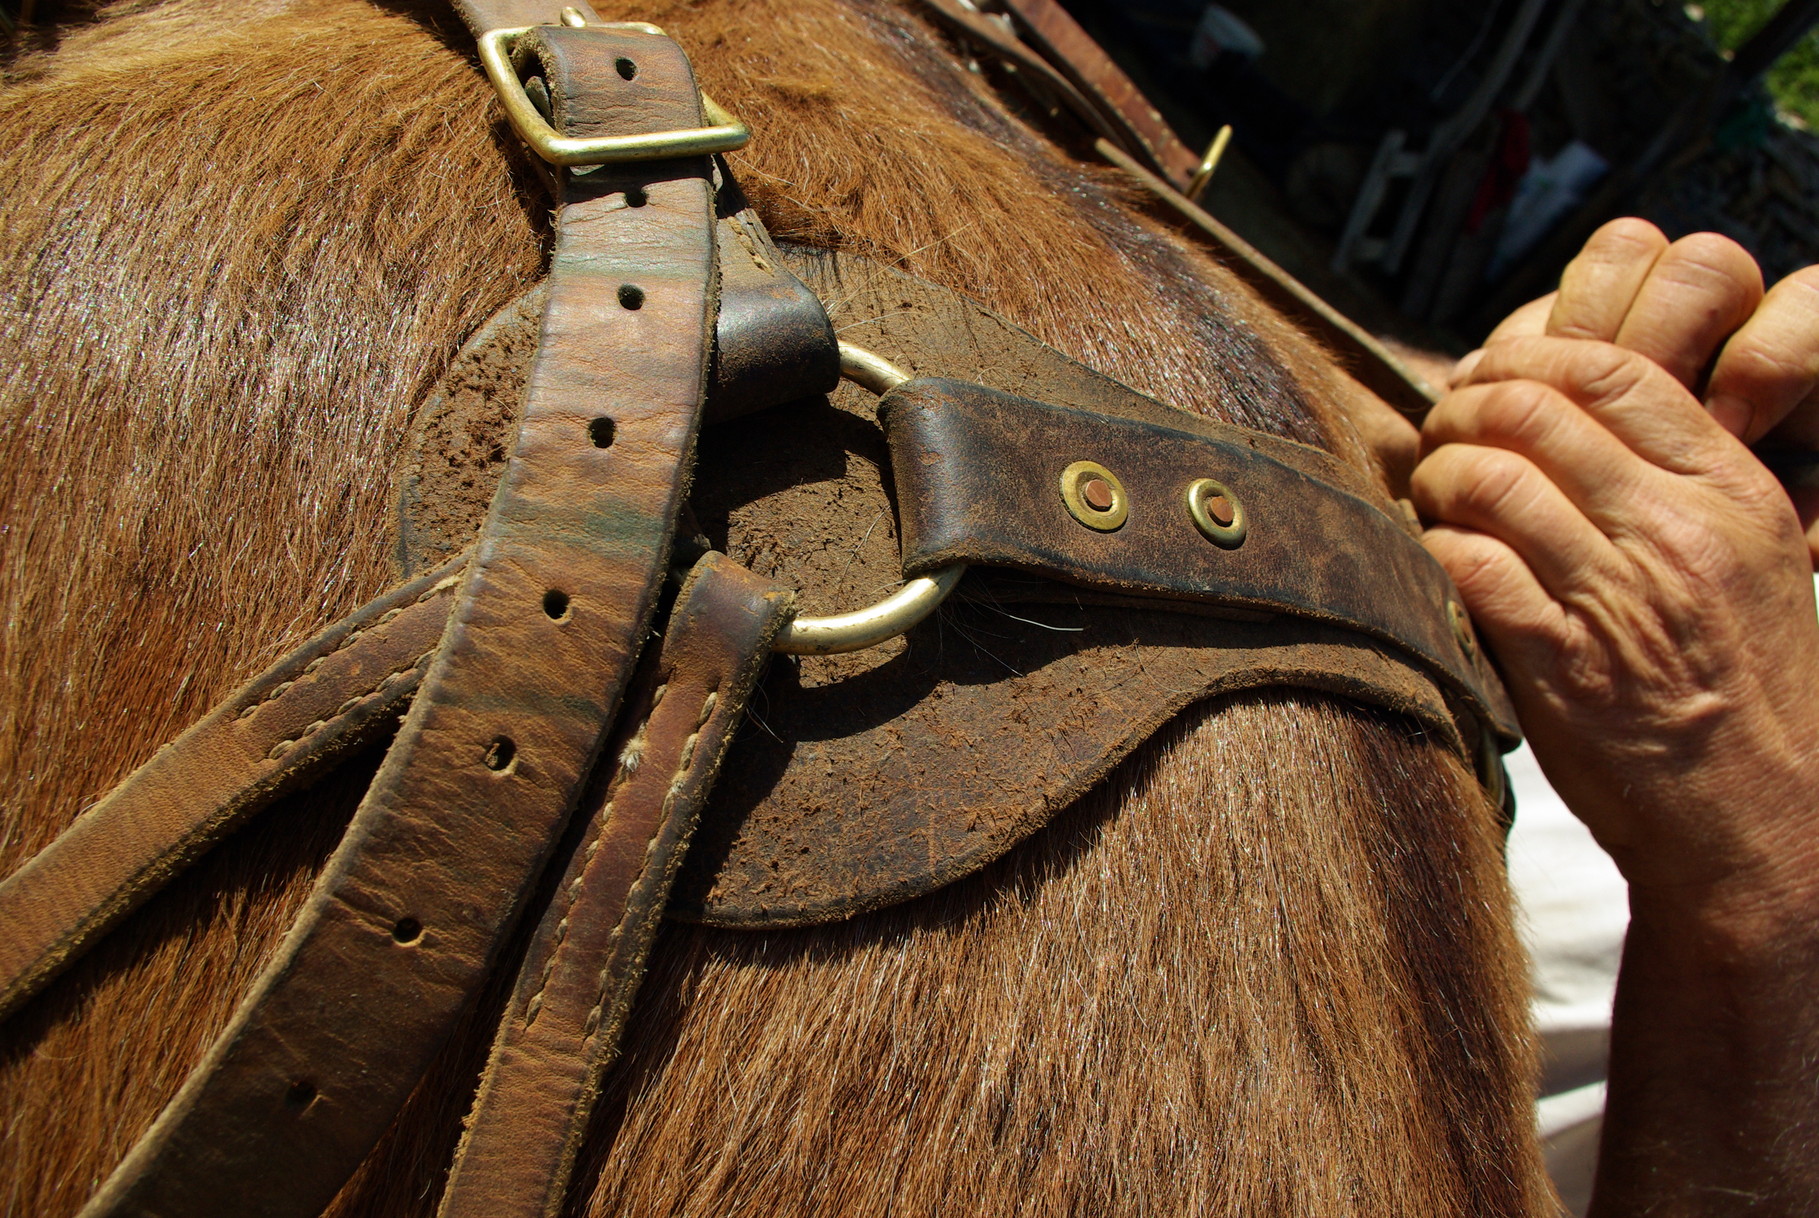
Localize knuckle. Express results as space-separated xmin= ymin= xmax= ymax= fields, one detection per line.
xmin=1586 ymin=217 xmax=1667 ymax=261
xmin=1442 ymin=446 xmax=1532 ymax=520
xmin=1662 ymin=231 xmax=1754 ymax=274
xmin=1473 ymin=378 xmax=1563 ymax=445
xmin=1723 ymin=338 xmax=1806 ymax=385
xmin=1574 ymin=344 xmax=1656 ymax=406
xmin=1779 ymin=264 xmax=1819 ymax=299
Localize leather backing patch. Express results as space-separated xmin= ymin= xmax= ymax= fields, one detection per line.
xmin=397 ymin=249 xmax=1494 ymax=930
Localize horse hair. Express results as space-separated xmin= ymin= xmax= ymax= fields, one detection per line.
xmin=0 ymin=0 xmax=1549 ymax=1212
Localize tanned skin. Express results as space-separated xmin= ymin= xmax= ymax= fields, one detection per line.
xmin=1410 ymin=219 xmax=1819 ymax=1215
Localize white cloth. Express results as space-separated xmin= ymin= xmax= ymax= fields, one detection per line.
xmin=1507 ymin=741 xmax=1627 ymax=1216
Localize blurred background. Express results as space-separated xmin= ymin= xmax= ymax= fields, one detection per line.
xmin=1060 ymin=0 xmax=1819 ymax=355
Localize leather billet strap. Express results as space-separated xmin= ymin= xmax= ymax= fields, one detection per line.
xmin=906 ymin=0 xmax=1438 ymax=419
xmin=0 ymin=554 xmax=460 ymax=1024
xmin=438 ymin=553 xmax=794 ymax=1218
xmin=450 ymin=0 xmax=598 ymax=35
xmin=78 ymin=26 xmax=718 ymax=1218
xmin=878 ymin=377 xmax=1517 ymax=743
xmin=396 ymin=217 xmax=837 ymax=574
xmin=994 ymin=0 xmax=1201 ymax=187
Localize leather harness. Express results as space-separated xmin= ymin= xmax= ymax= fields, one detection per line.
xmin=0 ymin=4 xmax=1518 ymax=1216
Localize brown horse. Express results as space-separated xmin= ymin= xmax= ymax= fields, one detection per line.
xmin=0 ymin=0 xmax=1548 ymax=1212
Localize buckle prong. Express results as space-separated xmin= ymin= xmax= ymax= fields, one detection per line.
xmin=478 ymin=23 xmax=750 ymax=167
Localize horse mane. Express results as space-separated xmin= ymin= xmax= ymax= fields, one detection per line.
xmin=0 ymin=0 xmax=1548 ymax=1212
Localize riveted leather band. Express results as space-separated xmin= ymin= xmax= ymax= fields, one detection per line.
xmin=878 ymin=376 xmax=1516 ymax=741
xmin=78 ymin=27 xmax=718 ymax=1218
xmin=0 ymin=554 xmax=461 ymax=1024
xmin=439 ymin=552 xmax=794 ymax=1218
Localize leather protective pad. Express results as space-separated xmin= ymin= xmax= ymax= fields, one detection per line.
xmin=398 ymin=249 xmax=1505 ymax=930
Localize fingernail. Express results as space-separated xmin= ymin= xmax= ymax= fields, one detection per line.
xmin=1450 ymin=349 xmax=1485 ymax=387
xmin=1707 ymin=393 xmax=1753 ymax=440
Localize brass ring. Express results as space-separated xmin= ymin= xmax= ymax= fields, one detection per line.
xmin=771 ymin=344 xmax=963 ymax=654
xmin=1184 ymin=477 xmax=1246 ymax=547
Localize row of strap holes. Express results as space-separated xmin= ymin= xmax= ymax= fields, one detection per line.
xmin=466 ymin=150 xmax=636 ymax=883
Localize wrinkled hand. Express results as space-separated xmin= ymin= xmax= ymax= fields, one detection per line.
xmin=1413 ymin=220 xmax=1819 ymax=918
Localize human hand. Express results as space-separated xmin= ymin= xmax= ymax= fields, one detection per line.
xmin=1412 ymin=222 xmax=1819 ymax=922
xmin=1455 ymin=218 xmax=1819 ymax=563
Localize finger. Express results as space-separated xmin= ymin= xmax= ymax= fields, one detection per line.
xmin=1484 ymin=292 xmax=1558 ymax=347
xmin=1611 ymin=232 xmax=1765 ymax=389
xmin=1458 ymin=336 xmax=1738 ymax=477
xmin=1706 ymin=266 xmax=1819 ymax=445
xmin=1547 ymin=218 xmax=1669 ymax=342
xmin=1422 ymin=378 xmax=1659 ymax=534
xmin=1420 ymin=524 xmax=1567 ymax=663
xmin=1410 ymin=441 xmax=1624 ymax=602
xmin=1452 ymin=293 xmax=1559 ymax=387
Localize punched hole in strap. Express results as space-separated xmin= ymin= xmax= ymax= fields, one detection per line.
xmin=543 ymin=589 xmax=571 ymax=620
xmin=483 ymin=736 xmax=516 ymax=772
xmin=391 ymin=917 xmax=423 ymax=945
xmin=618 ymin=284 xmax=644 ymax=310
xmin=615 ymin=56 xmax=637 ymax=80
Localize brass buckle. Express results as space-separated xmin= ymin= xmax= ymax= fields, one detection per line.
xmin=477 ymin=22 xmax=750 ymax=167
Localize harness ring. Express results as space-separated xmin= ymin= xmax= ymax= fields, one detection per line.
xmin=770 ymin=344 xmax=966 ymax=655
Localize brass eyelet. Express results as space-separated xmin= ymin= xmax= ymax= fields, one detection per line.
xmin=1447 ymin=599 xmax=1479 ymax=660
xmin=1060 ymin=461 xmax=1128 ymax=531
xmin=1184 ymin=478 xmax=1246 ymax=547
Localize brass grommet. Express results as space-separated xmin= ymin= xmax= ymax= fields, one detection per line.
xmin=1184 ymin=478 xmax=1246 ymax=547
xmin=1447 ymin=599 xmax=1478 ymax=659
xmin=1060 ymin=460 xmax=1128 ymax=531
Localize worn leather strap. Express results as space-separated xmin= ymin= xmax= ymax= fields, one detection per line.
xmin=912 ymin=0 xmax=1152 ymax=166
xmin=398 ymin=208 xmax=835 ymax=574
xmin=706 ymin=202 xmax=841 ymax=424
xmin=905 ymin=0 xmax=1437 ymax=417
xmin=878 ymin=376 xmax=1516 ymax=740
xmin=0 ymin=556 xmax=460 ymax=1024
xmin=78 ymin=28 xmax=717 ymax=1218
xmin=438 ymin=552 xmax=793 ymax=1218
xmin=995 ymin=0 xmax=1200 ymax=187
xmin=1089 ymin=140 xmax=1439 ymax=418
xmin=449 ymin=0 xmax=595 ymax=35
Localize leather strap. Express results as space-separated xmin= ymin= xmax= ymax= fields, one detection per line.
xmin=449 ymin=0 xmax=595 ymax=35
xmin=878 ymin=376 xmax=1516 ymax=740
xmin=906 ymin=0 xmax=1437 ymax=418
xmin=912 ymin=0 xmax=1156 ymax=170
xmin=994 ymin=0 xmax=1200 ymax=187
xmin=706 ymin=202 xmax=841 ymax=424
xmin=79 ymin=28 xmax=717 ymax=1218
xmin=438 ymin=552 xmax=794 ymax=1218
xmin=0 ymin=555 xmax=460 ymax=1023
xmin=1089 ymin=139 xmax=1440 ymax=419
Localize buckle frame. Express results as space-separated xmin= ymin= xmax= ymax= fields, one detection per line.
xmin=477 ymin=22 xmax=750 ymax=167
